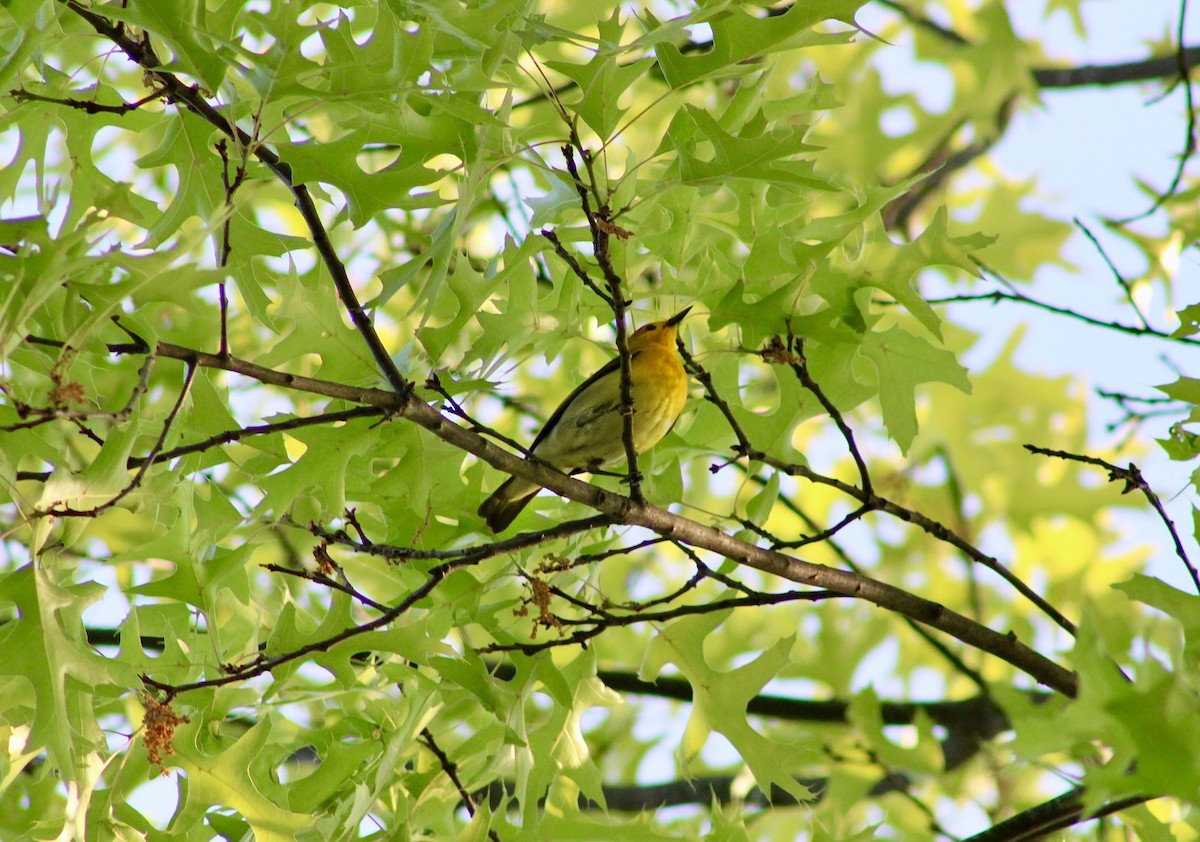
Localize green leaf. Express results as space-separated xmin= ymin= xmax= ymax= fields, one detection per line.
xmin=848 ymin=687 xmax=942 ymax=774
xmin=1172 ymin=302 xmax=1200 ymax=338
xmin=0 ymin=564 xmax=127 ymax=771
xmin=285 ymin=132 xmax=445 ymax=227
xmin=37 ymin=419 xmax=140 ymax=513
xmin=853 ymin=326 xmax=971 ymax=452
xmin=1115 ymin=575 xmax=1200 ymax=669
xmin=865 ymin=207 xmax=994 ymax=339
xmin=656 ymin=1 xmax=865 ymax=87
xmin=744 ymin=470 xmax=779 ymax=527
xmin=169 ymin=716 xmax=313 ymax=842
xmin=662 ymin=106 xmax=830 ymax=189
xmin=1158 ymin=375 xmax=1200 ymax=405
xmin=545 ymin=13 xmax=655 ymax=139
xmin=105 ymin=1 xmax=228 ymax=90
xmin=643 ymin=612 xmax=812 ymax=804
xmin=134 ymin=115 xmax=226 ymax=245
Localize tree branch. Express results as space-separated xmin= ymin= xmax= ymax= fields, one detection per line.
xmin=680 ymin=339 xmax=1078 ymax=639
xmin=45 ymin=331 xmax=1078 ymax=696
xmin=1025 ymin=444 xmax=1200 ymax=595
xmin=64 ymin=0 xmax=410 ymax=398
xmin=961 ymin=787 xmax=1153 ymax=842
xmin=1033 ymin=47 xmax=1200 ymax=88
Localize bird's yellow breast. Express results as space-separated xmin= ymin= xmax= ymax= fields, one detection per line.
xmin=629 ymin=344 xmax=688 ymax=449
xmin=532 ymin=342 xmax=687 ymax=471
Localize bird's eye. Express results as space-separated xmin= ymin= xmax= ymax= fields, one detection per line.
xmin=643 ymin=324 xmax=657 ymax=331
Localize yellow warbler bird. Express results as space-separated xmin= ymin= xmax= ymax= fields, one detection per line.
xmin=478 ymin=307 xmax=692 ymax=533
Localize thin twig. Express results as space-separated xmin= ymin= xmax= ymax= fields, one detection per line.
xmin=773 ymin=330 xmax=872 ymax=496
xmin=1112 ymin=0 xmax=1195 ymax=223
xmin=307 ymin=514 xmax=612 ymax=562
xmin=562 ymin=142 xmax=644 ymax=502
xmin=141 ymin=559 xmax=468 ymax=699
xmin=16 ymin=406 xmax=386 ymax=483
xmin=919 ymin=258 xmax=1200 ymax=347
xmin=421 ymin=728 xmax=502 ymax=841
xmin=263 ymin=562 xmax=391 ymax=613
xmin=37 ymin=362 xmax=198 ymax=518
xmin=481 ymin=588 xmax=840 ymax=655
xmin=1073 ymin=218 xmax=1150 ymax=329
xmin=425 ymin=371 xmax=529 ymax=455
xmin=539 ymin=227 xmax=614 ymax=307
xmin=10 ymin=86 xmax=165 ymax=114
xmin=772 ymin=505 xmax=874 ymax=549
xmin=1025 ymin=444 xmax=1200 ymax=595
xmin=216 ymin=138 xmax=249 ymax=357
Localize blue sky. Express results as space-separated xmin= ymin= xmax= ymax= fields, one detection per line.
xmin=895 ymin=1 xmax=1200 ymax=590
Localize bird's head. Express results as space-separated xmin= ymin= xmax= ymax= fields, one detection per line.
xmin=628 ymin=306 xmax=692 ymax=351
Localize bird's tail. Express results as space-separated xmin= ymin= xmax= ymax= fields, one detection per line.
xmin=477 ymin=475 xmax=539 ymax=533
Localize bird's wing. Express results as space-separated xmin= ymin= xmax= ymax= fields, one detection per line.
xmin=528 ymin=355 xmax=624 ymax=455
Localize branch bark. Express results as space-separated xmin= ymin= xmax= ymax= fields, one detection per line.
xmin=73 ymin=335 xmax=1078 ymax=697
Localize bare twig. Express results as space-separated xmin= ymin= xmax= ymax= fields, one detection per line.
xmin=481 ymin=588 xmax=840 ymax=655
xmin=539 ymin=227 xmax=614 ymax=307
xmin=770 ymin=330 xmax=873 ymax=496
xmin=561 ymin=142 xmax=644 ymax=501
xmin=425 ymin=371 xmax=529 ymax=456
xmin=16 ymin=406 xmax=386 ymax=483
xmin=421 ymin=728 xmax=501 ymax=842
xmin=915 ymin=259 xmax=1200 ymax=347
xmin=263 ymin=561 xmax=391 ymax=613
xmin=1025 ymin=444 xmax=1200 ymax=594
xmin=308 ymin=514 xmax=612 ymax=563
xmin=1073 ymin=218 xmax=1150 ymax=329
xmin=216 ymin=138 xmax=250 ymax=357
xmin=1112 ymin=0 xmax=1195 ymax=223
xmin=771 ymin=505 xmax=874 ymax=549
xmin=37 ymin=361 xmax=198 ymax=518
xmin=10 ymin=85 xmax=165 ymax=114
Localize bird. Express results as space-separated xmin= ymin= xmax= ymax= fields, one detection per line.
xmin=477 ymin=307 xmax=692 ymax=533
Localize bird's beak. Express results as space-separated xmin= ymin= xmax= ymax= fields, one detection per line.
xmin=666 ymin=306 xmax=692 ymax=327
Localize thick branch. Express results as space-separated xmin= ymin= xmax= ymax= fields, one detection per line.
xmin=962 ymin=787 xmax=1153 ymax=842
xmin=71 ymin=334 xmax=1078 ymax=696
xmin=396 ymin=391 xmax=1080 ymax=696
xmin=1033 ymin=47 xmax=1200 ymax=88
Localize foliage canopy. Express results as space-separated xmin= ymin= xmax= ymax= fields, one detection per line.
xmin=3 ymin=1 xmax=1200 ymax=840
